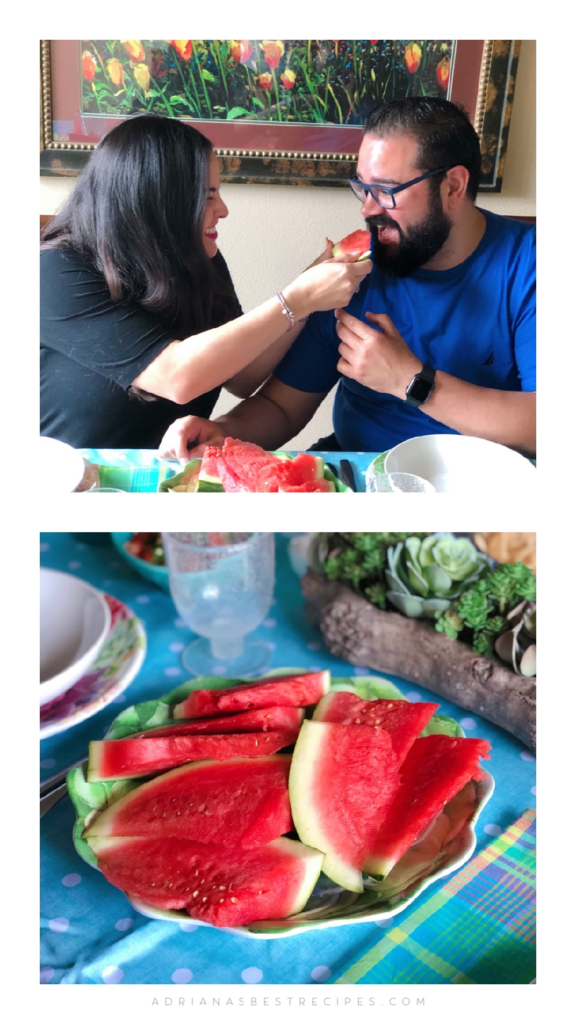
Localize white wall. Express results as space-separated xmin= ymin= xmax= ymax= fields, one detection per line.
xmin=40 ymin=41 xmax=535 ymax=449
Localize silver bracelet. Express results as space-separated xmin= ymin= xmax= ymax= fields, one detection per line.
xmin=276 ymin=292 xmax=309 ymax=330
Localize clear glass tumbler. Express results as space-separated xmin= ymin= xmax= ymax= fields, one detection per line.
xmin=162 ymin=532 xmax=275 ymax=678
xmin=365 ymin=468 xmax=436 ymax=493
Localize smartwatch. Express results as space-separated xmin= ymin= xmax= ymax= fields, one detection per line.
xmin=405 ymin=363 xmax=436 ymax=408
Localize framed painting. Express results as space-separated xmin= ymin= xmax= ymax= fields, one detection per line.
xmin=40 ymin=40 xmax=521 ymax=191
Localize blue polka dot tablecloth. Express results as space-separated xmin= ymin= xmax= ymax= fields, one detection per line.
xmin=40 ymin=534 xmax=536 ymax=986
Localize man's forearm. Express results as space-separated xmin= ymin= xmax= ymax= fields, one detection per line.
xmin=214 ymin=393 xmax=295 ymax=450
xmin=421 ymin=373 xmax=536 ymax=453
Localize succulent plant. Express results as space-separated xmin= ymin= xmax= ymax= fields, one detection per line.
xmin=494 ymin=601 xmax=536 ymax=676
xmin=385 ymin=534 xmax=491 ymax=619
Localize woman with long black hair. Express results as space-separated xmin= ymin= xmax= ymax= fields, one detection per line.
xmin=41 ymin=115 xmax=370 ymax=448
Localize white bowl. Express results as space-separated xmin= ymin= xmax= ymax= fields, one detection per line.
xmin=384 ymin=435 xmax=535 ymax=494
xmin=39 ymin=437 xmax=86 ymax=493
xmin=40 ymin=569 xmax=111 ymax=706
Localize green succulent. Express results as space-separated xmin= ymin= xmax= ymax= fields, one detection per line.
xmin=385 ymin=534 xmax=491 ymax=619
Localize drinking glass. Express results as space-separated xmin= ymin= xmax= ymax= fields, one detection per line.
xmin=365 ymin=468 xmax=436 ymax=493
xmin=162 ymin=532 xmax=275 ymax=677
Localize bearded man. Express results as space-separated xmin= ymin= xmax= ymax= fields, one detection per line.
xmin=159 ymin=97 xmax=536 ymax=460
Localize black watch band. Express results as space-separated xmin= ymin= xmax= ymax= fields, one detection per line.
xmin=405 ymin=363 xmax=436 ymax=408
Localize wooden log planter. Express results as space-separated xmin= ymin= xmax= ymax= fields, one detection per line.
xmin=301 ymin=571 xmax=536 ymax=752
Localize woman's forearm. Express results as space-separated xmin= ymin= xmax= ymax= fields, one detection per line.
xmin=131 ymin=258 xmax=370 ymax=404
xmin=132 ymin=293 xmax=304 ymax=404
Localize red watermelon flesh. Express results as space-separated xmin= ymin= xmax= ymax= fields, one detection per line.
xmin=201 ymin=444 xmax=244 ymax=492
xmin=87 ymin=729 xmax=300 ymax=781
xmin=173 ymin=670 xmax=330 ymax=720
xmin=256 ymin=453 xmax=325 ymax=492
xmin=83 ymin=755 xmax=293 ymax=847
xmin=363 ymin=735 xmax=491 ymax=877
xmin=255 ymin=460 xmax=295 ymax=493
xmin=332 ymin=229 xmax=371 ymax=259
xmin=87 ymin=835 xmax=324 ymax=927
xmin=130 ymin=706 xmax=306 ymax=738
xmin=279 ymin=479 xmax=335 ymax=492
xmin=312 ymin=693 xmax=440 ymax=764
xmin=219 ymin=438 xmax=280 ymax=492
xmin=289 ymin=721 xmax=401 ymax=892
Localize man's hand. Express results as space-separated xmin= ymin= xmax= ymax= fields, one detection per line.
xmin=158 ymin=415 xmax=226 ymax=463
xmin=335 ymin=309 xmax=421 ymax=398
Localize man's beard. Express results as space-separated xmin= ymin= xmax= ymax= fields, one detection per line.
xmin=367 ymin=188 xmax=452 ymax=277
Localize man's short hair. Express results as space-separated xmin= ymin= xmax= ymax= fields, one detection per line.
xmin=364 ymin=97 xmax=482 ymax=201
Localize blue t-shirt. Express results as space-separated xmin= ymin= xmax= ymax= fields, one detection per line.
xmin=274 ymin=210 xmax=536 ymax=451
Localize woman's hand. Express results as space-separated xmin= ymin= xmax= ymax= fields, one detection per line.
xmin=284 ymin=255 xmax=372 ymax=318
xmin=158 ymin=415 xmax=226 ymax=463
xmin=304 ymin=238 xmax=335 ymax=270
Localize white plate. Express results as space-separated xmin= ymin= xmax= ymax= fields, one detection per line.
xmin=40 ymin=593 xmax=146 ymax=738
xmin=39 ymin=437 xmax=86 ymax=493
xmin=383 ymin=434 xmax=535 ymax=493
xmin=40 ymin=569 xmax=111 ymax=706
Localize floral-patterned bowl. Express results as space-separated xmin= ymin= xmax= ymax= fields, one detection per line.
xmin=40 ymin=593 xmax=146 ymax=739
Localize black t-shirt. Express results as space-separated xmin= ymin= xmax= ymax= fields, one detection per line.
xmin=40 ymin=247 xmax=243 ymax=448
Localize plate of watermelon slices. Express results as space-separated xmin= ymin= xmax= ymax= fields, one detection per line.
xmin=66 ymin=669 xmax=494 ymax=939
xmin=158 ymin=440 xmax=351 ymax=493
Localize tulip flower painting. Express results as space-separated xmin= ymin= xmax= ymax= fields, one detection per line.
xmin=404 ymin=42 xmax=422 ymax=74
xmin=82 ymin=50 xmax=97 ymax=82
xmin=80 ymin=40 xmax=453 ymax=123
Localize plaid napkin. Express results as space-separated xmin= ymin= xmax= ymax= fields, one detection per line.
xmin=332 ymin=808 xmax=536 ymax=985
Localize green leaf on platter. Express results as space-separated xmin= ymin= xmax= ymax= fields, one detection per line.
xmin=67 ymin=767 xmax=141 ymax=867
xmin=226 ymin=106 xmax=251 ymax=119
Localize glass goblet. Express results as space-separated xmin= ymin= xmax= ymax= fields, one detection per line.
xmin=162 ymin=532 xmax=275 ymax=678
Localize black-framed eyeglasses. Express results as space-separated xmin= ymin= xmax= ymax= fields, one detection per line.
xmin=348 ymin=166 xmax=451 ymax=210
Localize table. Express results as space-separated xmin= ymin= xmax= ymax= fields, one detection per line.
xmin=40 ymin=534 xmax=536 ymax=985
xmin=78 ymin=449 xmax=374 ymax=492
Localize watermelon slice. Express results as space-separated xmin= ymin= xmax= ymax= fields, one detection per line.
xmin=173 ymin=670 xmax=330 ymax=720
xmin=289 ymin=720 xmax=401 ymax=892
xmin=87 ymin=835 xmax=324 ymax=927
xmin=207 ymin=439 xmax=281 ymax=493
xmin=130 ymin=706 xmax=306 ymax=738
xmin=362 ymin=735 xmax=491 ymax=877
xmin=332 ymin=229 xmax=371 ymax=261
xmin=83 ymin=755 xmax=293 ymax=847
xmin=87 ymin=729 xmax=300 ymax=781
xmin=256 ymin=453 xmax=326 ymax=492
xmin=312 ymin=693 xmax=440 ymax=764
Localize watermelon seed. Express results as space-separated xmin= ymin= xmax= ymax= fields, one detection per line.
xmin=192 ymin=890 xmax=199 ymax=897
xmin=374 ymin=719 xmax=381 ymax=725
xmin=219 ymin=886 xmax=226 ymax=890
xmin=202 ymin=896 xmax=208 ymax=902
xmin=354 ymin=718 xmax=362 ymax=724
xmin=219 ymin=899 xmax=224 ymax=903
xmin=230 ymin=897 xmax=238 ymax=903
xmin=254 ymin=740 xmax=258 ymax=746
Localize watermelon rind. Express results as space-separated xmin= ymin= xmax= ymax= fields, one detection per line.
xmin=288 ymin=720 xmax=366 ymax=893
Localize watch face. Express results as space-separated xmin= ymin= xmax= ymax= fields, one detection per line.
xmin=408 ymin=375 xmax=433 ymax=403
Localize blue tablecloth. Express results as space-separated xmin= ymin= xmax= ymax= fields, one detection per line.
xmin=40 ymin=534 xmax=536 ymax=986
xmin=78 ymin=450 xmax=373 ymax=492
